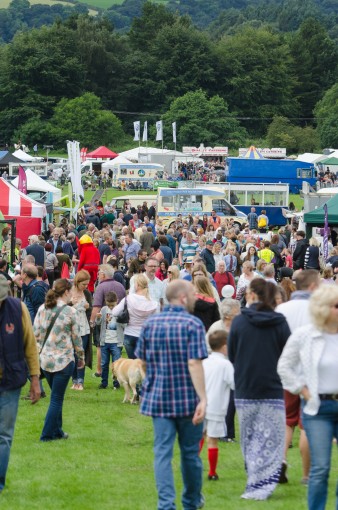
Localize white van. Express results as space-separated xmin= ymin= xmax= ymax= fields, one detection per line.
xmin=157 ymin=187 xmax=247 ymax=227
xmin=110 ymin=195 xmax=157 ymax=213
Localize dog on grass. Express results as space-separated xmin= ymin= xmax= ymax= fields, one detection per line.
xmin=112 ymin=358 xmax=146 ymax=404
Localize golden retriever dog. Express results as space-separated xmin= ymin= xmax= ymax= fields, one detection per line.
xmin=112 ymin=358 xmax=145 ymax=404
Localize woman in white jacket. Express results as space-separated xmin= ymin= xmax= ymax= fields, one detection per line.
xmin=113 ymin=274 xmax=157 ymax=359
xmin=278 ymin=285 xmax=338 ymax=510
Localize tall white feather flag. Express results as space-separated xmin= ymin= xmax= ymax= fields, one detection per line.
xmin=142 ymin=121 xmax=148 ymax=142
xmin=172 ymin=122 xmax=177 ymax=144
xmin=156 ymin=120 xmax=163 ymax=141
xmin=133 ymin=121 xmax=140 ymax=141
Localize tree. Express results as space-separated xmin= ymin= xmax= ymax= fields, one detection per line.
xmin=162 ymin=89 xmax=247 ymax=148
xmin=48 ymin=93 xmax=126 ymax=149
xmin=314 ymin=83 xmax=338 ymax=148
xmin=217 ymin=26 xmax=299 ymax=134
xmin=289 ymin=18 xmax=338 ymax=118
xmin=266 ymin=115 xmax=320 ymax=153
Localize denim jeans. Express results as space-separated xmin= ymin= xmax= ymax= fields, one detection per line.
xmin=302 ymin=399 xmax=338 ymax=510
xmin=100 ymin=343 xmax=121 ymax=387
xmin=123 ymin=334 xmax=138 ymax=359
xmin=40 ymin=361 xmax=75 ymax=441
xmin=152 ymin=416 xmax=204 ymax=510
xmin=72 ymin=334 xmax=89 ymax=384
xmin=0 ymin=388 xmax=21 ymax=491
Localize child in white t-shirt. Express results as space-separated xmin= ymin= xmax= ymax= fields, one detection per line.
xmin=201 ymin=330 xmax=234 ymax=481
xmin=95 ymin=291 xmax=122 ymax=389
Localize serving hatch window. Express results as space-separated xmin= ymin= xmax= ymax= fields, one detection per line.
xmin=179 ymin=194 xmax=203 ymax=212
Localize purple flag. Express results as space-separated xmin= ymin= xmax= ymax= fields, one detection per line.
xmin=18 ymin=165 xmax=27 ymax=195
xmin=323 ymin=203 xmax=329 ymax=260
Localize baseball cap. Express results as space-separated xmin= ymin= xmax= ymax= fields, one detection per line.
xmin=0 ymin=275 xmax=9 ymax=301
xmin=206 ymin=240 xmax=214 ymax=246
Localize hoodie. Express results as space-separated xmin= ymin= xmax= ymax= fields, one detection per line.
xmin=228 ymin=304 xmax=291 ymax=399
xmin=112 ymin=293 xmax=158 ymax=337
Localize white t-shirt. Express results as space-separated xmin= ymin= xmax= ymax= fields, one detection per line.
xmin=105 ymin=308 xmax=118 ymax=343
xmin=203 ymin=352 xmax=234 ymax=421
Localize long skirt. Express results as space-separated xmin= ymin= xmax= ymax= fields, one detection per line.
xmin=236 ymin=398 xmax=285 ymax=500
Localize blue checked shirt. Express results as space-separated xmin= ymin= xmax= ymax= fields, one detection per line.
xmin=135 ymin=305 xmax=208 ymax=418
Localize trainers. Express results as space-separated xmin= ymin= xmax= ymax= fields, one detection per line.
xmin=98 ymin=384 xmax=107 ymax=389
xmin=278 ymin=461 xmax=288 ymax=484
xmin=40 ymin=391 xmax=47 ymax=398
xmin=219 ymin=437 xmax=237 ymax=443
xmin=75 ymin=384 xmax=84 ymax=391
xmin=208 ymin=474 xmax=219 ymax=481
xmin=197 ymin=494 xmax=205 ymax=508
xmin=92 ymin=372 xmax=101 ymax=378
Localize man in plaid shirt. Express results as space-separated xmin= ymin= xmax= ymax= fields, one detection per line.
xmin=135 ymin=280 xmax=208 ymax=510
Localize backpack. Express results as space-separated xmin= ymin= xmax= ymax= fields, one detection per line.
xmin=258 ymin=217 xmax=267 ymax=228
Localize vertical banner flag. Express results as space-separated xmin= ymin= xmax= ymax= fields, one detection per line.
xmin=172 ymin=122 xmax=177 ymax=144
xmin=142 ymin=121 xmax=148 ymax=142
xmin=18 ymin=165 xmax=27 ymax=195
xmin=156 ymin=120 xmax=163 ymax=141
xmin=323 ymin=203 xmax=329 ymax=260
xmin=133 ymin=121 xmax=140 ymax=141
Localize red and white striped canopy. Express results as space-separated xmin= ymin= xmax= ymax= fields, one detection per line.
xmin=0 ymin=178 xmax=46 ymax=218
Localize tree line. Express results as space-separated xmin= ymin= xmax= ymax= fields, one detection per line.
xmin=0 ymin=1 xmax=337 ymax=152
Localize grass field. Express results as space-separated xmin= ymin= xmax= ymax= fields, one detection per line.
xmin=1 ymin=349 xmax=337 ymax=510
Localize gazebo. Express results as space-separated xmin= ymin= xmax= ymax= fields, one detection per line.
xmin=86 ymin=146 xmax=118 ymax=159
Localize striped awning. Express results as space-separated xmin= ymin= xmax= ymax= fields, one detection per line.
xmin=242 ymin=146 xmax=264 ymax=159
xmin=0 ymin=178 xmax=46 ymax=218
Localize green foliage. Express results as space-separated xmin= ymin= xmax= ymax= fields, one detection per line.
xmin=266 ymin=116 xmax=319 ymax=153
xmin=162 ymin=89 xmax=247 ymax=148
xmin=48 ymin=92 xmax=126 ymax=148
xmin=288 ymin=18 xmax=338 ymax=118
xmin=314 ymin=83 xmax=338 ymax=148
xmin=217 ymin=26 xmax=299 ymax=134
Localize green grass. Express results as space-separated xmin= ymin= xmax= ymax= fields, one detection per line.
xmin=1 ymin=348 xmax=337 ymax=509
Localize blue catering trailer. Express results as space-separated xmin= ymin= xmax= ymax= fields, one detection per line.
xmin=227 ymin=158 xmax=316 ymax=194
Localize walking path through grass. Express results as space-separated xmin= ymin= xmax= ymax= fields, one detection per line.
xmin=1 ymin=349 xmax=337 ymax=509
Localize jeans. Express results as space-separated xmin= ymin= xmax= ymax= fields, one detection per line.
xmin=100 ymin=343 xmax=121 ymax=387
xmin=40 ymin=361 xmax=75 ymax=441
xmin=0 ymin=388 xmax=21 ymax=491
xmin=123 ymin=334 xmax=138 ymax=359
xmin=72 ymin=334 xmax=89 ymax=384
xmin=152 ymin=416 xmax=204 ymax=510
xmin=302 ymin=399 xmax=338 ymax=510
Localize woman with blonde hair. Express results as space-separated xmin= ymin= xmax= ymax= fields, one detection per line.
xmin=34 ymin=279 xmax=84 ymax=441
xmin=278 ymin=285 xmax=338 ymax=510
xmin=69 ymin=270 xmax=92 ymax=390
xmin=163 ymin=265 xmax=180 ymax=304
xmin=192 ymin=275 xmax=220 ymax=331
xmin=213 ymin=242 xmax=224 ymax=268
xmin=304 ymin=237 xmax=321 ymax=270
xmin=113 ymin=273 xmax=157 ymax=359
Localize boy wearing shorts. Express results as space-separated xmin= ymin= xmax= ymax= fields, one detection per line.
xmin=201 ymin=330 xmax=234 ymax=480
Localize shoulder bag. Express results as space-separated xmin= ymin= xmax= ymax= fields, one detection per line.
xmin=116 ymin=297 xmax=129 ymax=325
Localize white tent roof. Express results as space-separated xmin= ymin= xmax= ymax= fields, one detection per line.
xmin=296 ymin=153 xmax=324 ymax=164
xmin=12 ymin=149 xmax=39 ymax=162
xmin=12 ymin=169 xmax=61 ymax=201
xmin=102 ymin=155 xmax=133 ymax=168
xmin=119 ymin=146 xmax=204 ymax=164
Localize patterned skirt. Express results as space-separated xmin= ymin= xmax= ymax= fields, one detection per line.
xmin=236 ymin=398 xmax=285 ymax=500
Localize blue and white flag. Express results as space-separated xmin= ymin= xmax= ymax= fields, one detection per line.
xmin=133 ymin=121 xmax=140 ymax=141
xmin=142 ymin=121 xmax=148 ymax=142
xmin=156 ymin=120 xmax=163 ymax=141
xmin=172 ymin=122 xmax=177 ymax=144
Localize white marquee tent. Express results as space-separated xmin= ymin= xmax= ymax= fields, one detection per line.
xmin=12 ymin=169 xmax=61 ymax=201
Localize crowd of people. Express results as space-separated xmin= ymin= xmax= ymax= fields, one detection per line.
xmin=0 ymin=198 xmax=337 ymax=510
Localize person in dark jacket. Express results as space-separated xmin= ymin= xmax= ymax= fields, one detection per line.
xmin=25 ymin=235 xmax=46 ymax=267
xmin=0 ymin=275 xmax=40 ymax=494
xmin=200 ymin=241 xmax=216 ymax=274
xmin=21 ymin=264 xmax=48 ymax=323
xmin=304 ymin=237 xmax=321 ymax=270
xmin=192 ymin=275 xmax=220 ymax=332
xmin=228 ymin=278 xmax=291 ymax=501
xmin=293 ymin=231 xmax=309 ymax=270
xmin=158 ymin=235 xmax=173 ymax=265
